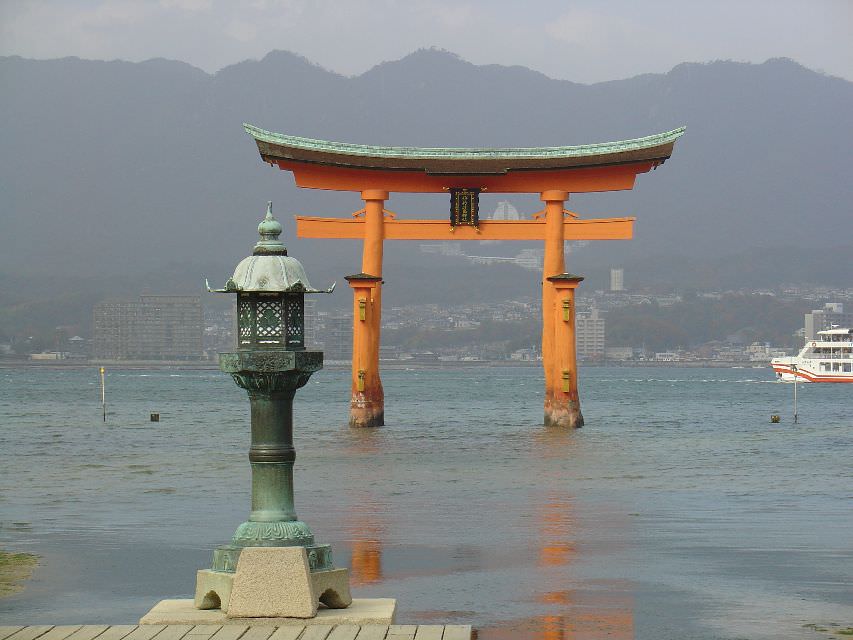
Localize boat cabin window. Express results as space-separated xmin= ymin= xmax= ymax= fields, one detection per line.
xmin=844 ymin=363 xmax=852 ymax=373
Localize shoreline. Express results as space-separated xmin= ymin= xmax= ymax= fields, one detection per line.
xmin=0 ymin=359 xmax=774 ymax=371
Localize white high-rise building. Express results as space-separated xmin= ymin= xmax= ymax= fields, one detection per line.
xmin=610 ymin=268 xmax=624 ymax=292
xmin=576 ymin=308 xmax=605 ymax=360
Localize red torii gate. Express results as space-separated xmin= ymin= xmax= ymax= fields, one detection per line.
xmin=244 ymin=124 xmax=685 ymax=428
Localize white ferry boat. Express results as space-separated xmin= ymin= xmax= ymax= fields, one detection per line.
xmin=771 ymin=328 xmax=853 ymax=382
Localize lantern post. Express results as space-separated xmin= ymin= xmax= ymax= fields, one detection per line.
xmin=195 ymin=202 xmax=351 ymax=616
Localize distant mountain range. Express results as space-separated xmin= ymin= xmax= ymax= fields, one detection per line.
xmin=1 ymin=49 xmax=851 ymax=313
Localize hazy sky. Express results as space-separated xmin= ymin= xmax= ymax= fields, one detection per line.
xmin=1 ymin=0 xmax=851 ymax=83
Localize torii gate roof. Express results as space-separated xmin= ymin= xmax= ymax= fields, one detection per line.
xmin=244 ymin=123 xmax=685 ymax=193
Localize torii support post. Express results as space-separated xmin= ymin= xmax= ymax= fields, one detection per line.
xmin=346 ymin=273 xmax=383 ymax=427
xmin=547 ymin=274 xmax=585 ymax=428
xmin=541 ymin=191 xmax=583 ymax=428
xmin=349 ymin=191 xmax=387 ymax=428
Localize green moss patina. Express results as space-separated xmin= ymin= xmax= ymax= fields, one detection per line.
xmin=0 ymin=550 xmax=38 ymax=597
xmin=243 ymin=123 xmax=686 ymax=160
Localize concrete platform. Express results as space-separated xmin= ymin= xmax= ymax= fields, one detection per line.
xmin=140 ymin=598 xmax=396 ymax=626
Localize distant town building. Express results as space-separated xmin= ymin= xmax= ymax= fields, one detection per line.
xmin=30 ymin=352 xmax=65 ymax=360
xmin=576 ymin=308 xmax=605 ymax=360
xmin=489 ymin=201 xmax=522 ymax=220
xmin=605 ymin=346 xmax=633 ymax=361
xmin=510 ymin=348 xmax=539 ymax=361
xmin=419 ymin=243 xmax=463 ymax=256
xmin=304 ymin=297 xmax=319 ymax=350
xmin=610 ymin=268 xmax=624 ymax=292
xmin=805 ymin=303 xmax=852 ymax=339
xmin=515 ymin=249 xmax=543 ymax=270
xmin=655 ymin=352 xmax=680 ymax=362
xmin=93 ymin=295 xmax=203 ymax=360
xmin=323 ymin=314 xmax=352 ymax=361
xmin=67 ymin=335 xmax=89 ymax=359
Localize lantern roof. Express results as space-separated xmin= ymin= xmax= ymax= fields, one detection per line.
xmin=207 ymin=202 xmax=335 ymax=294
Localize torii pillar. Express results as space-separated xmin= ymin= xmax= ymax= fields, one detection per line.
xmin=541 ymin=191 xmax=584 ymax=428
xmin=546 ymin=272 xmax=584 ymax=428
xmin=346 ymin=190 xmax=388 ymax=427
xmin=346 ymin=270 xmax=384 ymax=427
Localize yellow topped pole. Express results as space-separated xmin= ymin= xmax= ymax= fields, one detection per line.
xmin=100 ymin=366 xmax=106 ymax=422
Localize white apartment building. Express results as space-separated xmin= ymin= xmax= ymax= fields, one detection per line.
xmin=576 ymin=308 xmax=605 ymax=360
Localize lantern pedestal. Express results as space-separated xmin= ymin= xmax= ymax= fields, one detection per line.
xmin=195 ymin=547 xmax=352 ymax=618
xmin=191 ymin=349 xmax=352 ymax=616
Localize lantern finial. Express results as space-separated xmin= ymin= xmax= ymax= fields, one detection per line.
xmin=255 ymin=201 xmax=286 ymax=255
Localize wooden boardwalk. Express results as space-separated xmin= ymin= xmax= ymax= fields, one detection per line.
xmin=0 ymin=626 xmax=471 ymax=640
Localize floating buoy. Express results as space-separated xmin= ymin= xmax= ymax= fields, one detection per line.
xmin=770 ymin=414 xmax=780 ymax=423
xmin=150 ymin=413 xmax=160 ymax=422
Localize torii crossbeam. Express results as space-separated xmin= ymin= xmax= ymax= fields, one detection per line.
xmin=244 ymin=124 xmax=685 ymax=428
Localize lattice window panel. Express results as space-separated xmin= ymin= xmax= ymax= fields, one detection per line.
xmin=238 ymin=299 xmax=254 ymax=344
xmin=256 ymin=299 xmax=283 ymax=343
xmin=285 ymin=297 xmax=304 ymax=346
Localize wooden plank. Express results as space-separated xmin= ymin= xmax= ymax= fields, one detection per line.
xmin=296 ymin=217 xmax=634 ymax=242
xmin=38 ymin=627 xmax=82 ymax=640
xmin=208 ymin=628 xmax=246 ymax=640
xmin=267 ymin=629 xmax=304 ymax=640
xmin=413 ymin=628 xmax=443 ymax=640
xmin=385 ymin=626 xmax=416 ymax=640
xmin=326 ymin=626 xmax=360 ymax=640
xmin=92 ymin=627 xmax=136 ymax=640
xmin=5 ymin=628 xmax=54 ymax=640
xmin=0 ymin=629 xmax=24 ymax=640
xmin=354 ymin=626 xmax=387 ymax=640
xmin=440 ymin=627 xmax=471 ymax=640
xmin=295 ymin=627 xmax=332 ymax=640
xmin=233 ymin=630 xmax=272 ymax=640
xmin=149 ymin=627 xmax=192 ymax=640
xmin=182 ymin=628 xmax=220 ymax=640
xmin=63 ymin=627 xmax=109 ymax=640
xmin=123 ymin=626 xmax=166 ymax=640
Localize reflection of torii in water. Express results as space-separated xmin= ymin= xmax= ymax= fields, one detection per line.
xmin=243 ymin=124 xmax=685 ymax=428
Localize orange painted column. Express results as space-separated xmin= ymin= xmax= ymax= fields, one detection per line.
xmin=349 ymin=189 xmax=388 ymax=427
xmin=346 ymin=274 xmax=383 ymax=427
xmin=541 ymin=190 xmax=582 ymax=427
xmin=547 ymin=274 xmax=584 ymax=428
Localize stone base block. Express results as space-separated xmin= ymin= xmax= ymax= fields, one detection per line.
xmin=313 ymin=568 xmax=352 ymax=608
xmin=228 ymin=547 xmax=316 ymax=618
xmin=195 ymin=569 xmax=233 ymax=610
xmin=140 ymin=598 xmax=396 ymax=625
xmin=195 ymin=547 xmax=353 ymax=618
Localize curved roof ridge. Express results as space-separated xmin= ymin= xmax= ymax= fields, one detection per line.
xmin=243 ymin=123 xmax=686 ymax=160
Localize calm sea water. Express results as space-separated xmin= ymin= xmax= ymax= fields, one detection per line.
xmin=0 ymin=365 xmax=851 ymax=639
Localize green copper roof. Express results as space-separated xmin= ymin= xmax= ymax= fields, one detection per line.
xmin=243 ymin=123 xmax=686 ymax=161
